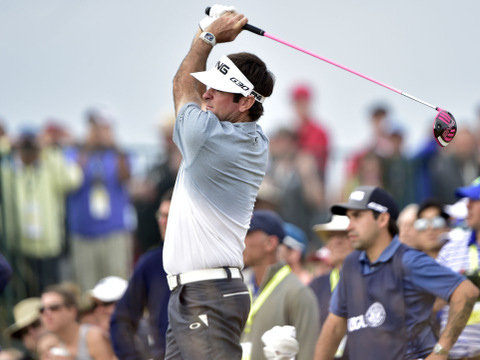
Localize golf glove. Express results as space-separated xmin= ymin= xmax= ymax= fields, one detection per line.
xmin=199 ymin=4 xmax=238 ymax=31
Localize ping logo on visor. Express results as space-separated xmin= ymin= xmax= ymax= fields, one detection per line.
xmin=191 ymin=55 xmax=265 ymax=103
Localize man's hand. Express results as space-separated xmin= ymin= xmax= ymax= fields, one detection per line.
xmin=205 ymin=12 xmax=248 ymax=44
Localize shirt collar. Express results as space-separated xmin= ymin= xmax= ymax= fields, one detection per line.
xmin=359 ymin=236 xmax=401 ymax=266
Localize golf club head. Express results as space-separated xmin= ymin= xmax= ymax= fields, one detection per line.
xmin=433 ymin=110 xmax=457 ymax=147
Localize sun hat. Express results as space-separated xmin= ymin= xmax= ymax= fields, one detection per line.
xmin=4 ymin=297 xmax=41 ymax=339
xmin=313 ymin=215 xmax=349 ymax=240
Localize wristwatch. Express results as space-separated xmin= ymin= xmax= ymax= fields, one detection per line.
xmin=199 ymin=32 xmax=216 ymax=47
xmin=433 ymin=343 xmax=449 ymax=356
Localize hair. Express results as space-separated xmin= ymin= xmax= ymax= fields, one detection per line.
xmin=228 ymin=52 xmax=275 ymax=121
xmin=372 ymin=211 xmax=399 ymax=237
xmin=43 ymin=284 xmax=78 ymax=310
xmin=417 ymin=198 xmax=449 ymax=220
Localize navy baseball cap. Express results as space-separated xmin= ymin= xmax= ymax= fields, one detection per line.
xmin=455 ymin=177 xmax=480 ymax=200
xmin=248 ymin=210 xmax=285 ymax=241
xmin=331 ymin=186 xmax=399 ymax=221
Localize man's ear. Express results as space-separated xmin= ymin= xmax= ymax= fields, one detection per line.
xmin=266 ymin=235 xmax=280 ymax=253
xmin=238 ymin=95 xmax=255 ymax=112
xmin=377 ymin=212 xmax=390 ymax=229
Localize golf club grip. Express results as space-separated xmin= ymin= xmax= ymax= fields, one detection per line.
xmin=204 ymin=7 xmax=265 ymax=36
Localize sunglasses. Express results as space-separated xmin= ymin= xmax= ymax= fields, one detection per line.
xmin=16 ymin=320 xmax=41 ymax=338
xmin=39 ymin=303 xmax=66 ymax=314
xmin=413 ymin=216 xmax=447 ymax=231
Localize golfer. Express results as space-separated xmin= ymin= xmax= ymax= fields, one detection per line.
xmin=314 ymin=186 xmax=479 ymax=360
xmin=163 ymin=9 xmax=275 ymax=360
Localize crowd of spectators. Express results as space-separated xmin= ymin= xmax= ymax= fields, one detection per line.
xmin=1 ymin=82 xmax=480 ymax=358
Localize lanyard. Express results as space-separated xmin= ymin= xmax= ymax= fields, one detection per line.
xmin=243 ymin=265 xmax=291 ymax=334
xmin=330 ymin=267 xmax=340 ymax=293
xmin=469 ymin=244 xmax=479 ymax=270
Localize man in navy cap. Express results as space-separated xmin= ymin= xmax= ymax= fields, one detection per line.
xmin=436 ymin=178 xmax=480 ymax=360
xmin=241 ymin=209 xmax=319 ymax=360
xmin=314 ymin=186 xmax=479 ymax=360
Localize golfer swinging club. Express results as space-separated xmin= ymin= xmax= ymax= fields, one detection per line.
xmin=163 ymin=6 xmax=275 ymax=360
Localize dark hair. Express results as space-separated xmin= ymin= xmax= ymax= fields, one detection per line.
xmin=229 ymin=52 xmax=275 ymax=121
xmin=372 ymin=211 xmax=399 ymax=237
xmin=43 ymin=284 xmax=78 ymax=310
xmin=417 ymin=199 xmax=449 ymax=220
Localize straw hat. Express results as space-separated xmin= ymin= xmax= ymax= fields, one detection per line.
xmin=313 ymin=215 xmax=349 ymax=240
xmin=4 ymin=297 xmax=41 ymax=339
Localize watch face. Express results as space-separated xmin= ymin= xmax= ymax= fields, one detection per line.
xmin=204 ymin=33 xmax=214 ymax=42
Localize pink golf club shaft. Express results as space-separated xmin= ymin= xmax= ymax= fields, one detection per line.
xmin=262 ymin=31 xmax=438 ymax=111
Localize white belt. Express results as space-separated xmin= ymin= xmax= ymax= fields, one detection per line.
xmin=167 ymin=267 xmax=242 ymax=291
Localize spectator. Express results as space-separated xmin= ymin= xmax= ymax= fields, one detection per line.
xmin=129 ymin=112 xmax=180 ymax=257
xmin=0 ymin=130 xmax=83 ymax=297
xmin=40 ymin=284 xmax=115 ymax=360
xmin=89 ymin=276 xmax=128 ymax=334
xmin=278 ymin=222 xmax=312 ymax=285
xmin=414 ymin=199 xmax=450 ymax=259
xmin=436 ymin=178 xmax=480 ymax=359
xmin=314 ymin=185 xmax=479 ymax=359
xmin=397 ymin=203 xmax=419 ymax=248
xmin=310 ymin=215 xmax=352 ymax=360
xmin=241 ymin=210 xmax=319 ymax=360
xmin=4 ymin=298 xmax=45 ymax=360
xmin=110 ymin=189 xmax=172 ymax=360
xmin=266 ymin=128 xmax=325 ymax=244
xmin=290 ymin=83 xmax=330 ymax=178
xmin=430 ymin=126 xmax=479 ymax=205
xmin=67 ymin=106 xmax=134 ymax=292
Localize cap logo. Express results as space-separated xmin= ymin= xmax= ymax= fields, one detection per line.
xmin=350 ymin=191 xmax=365 ymax=201
xmin=215 ymin=61 xmax=230 ymax=75
xmin=367 ymin=202 xmax=388 ymax=213
xmin=230 ymin=77 xmax=251 ymax=91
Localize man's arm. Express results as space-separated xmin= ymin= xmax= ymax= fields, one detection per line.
xmin=426 ymin=279 xmax=479 ymax=359
xmin=172 ymin=12 xmax=248 ymax=115
xmin=314 ymin=313 xmax=347 ymax=360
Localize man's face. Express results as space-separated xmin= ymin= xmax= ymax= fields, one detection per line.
xmin=203 ymin=88 xmax=242 ymax=122
xmin=415 ymin=207 xmax=447 ymax=254
xmin=345 ymin=209 xmax=380 ymax=251
xmin=40 ymin=293 xmax=74 ymax=333
xmin=466 ymin=199 xmax=480 ymax=230
xmin=326 ymin=231 xmax=353 ymax=266
xmin=244 ymin=230 xmax=270 ymax=267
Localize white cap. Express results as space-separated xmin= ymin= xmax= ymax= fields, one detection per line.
xmin=90 ymin=276 xmax=128 ymax=303
xmin=191 ymin=55 xmax=265 ymax=103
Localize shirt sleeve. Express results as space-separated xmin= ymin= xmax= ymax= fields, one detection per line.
xmin=402 ymin=249 xmax=466 ymax=301
xmin=174 ymin=103 xmax=218 ymax=165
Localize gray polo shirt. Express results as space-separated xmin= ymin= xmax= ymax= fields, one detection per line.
xmin=163 ymin=103 xmax=269 ymax=274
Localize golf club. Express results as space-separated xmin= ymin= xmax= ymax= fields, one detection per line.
xmin=205 ymin=7 xmax=457 ymax=147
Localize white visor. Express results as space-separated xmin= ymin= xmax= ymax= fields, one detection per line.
xmin=191 ymin=55 xmax=265 ymax=103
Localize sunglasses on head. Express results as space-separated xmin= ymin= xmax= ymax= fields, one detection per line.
xmin=413 ymin=216 xmax=447 ymax=231
xmin=39 ymin=303 xmax=66 ymax=314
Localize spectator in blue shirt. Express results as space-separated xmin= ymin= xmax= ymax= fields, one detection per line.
xmin=110 ymin=189 xmax=172 ymax=359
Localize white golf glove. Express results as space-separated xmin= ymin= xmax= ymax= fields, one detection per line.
xmin=199 ymin=4 xmax=238 ymax=31
xmin=262 ymin=325 xmax=299 ymax=360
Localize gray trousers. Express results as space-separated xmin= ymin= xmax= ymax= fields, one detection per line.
xmin=165 ymin=277 xmax=250 ymax=360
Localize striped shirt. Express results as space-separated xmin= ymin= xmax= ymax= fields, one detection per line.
xmin=437 ymin=227 xmax=480 ymax=358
